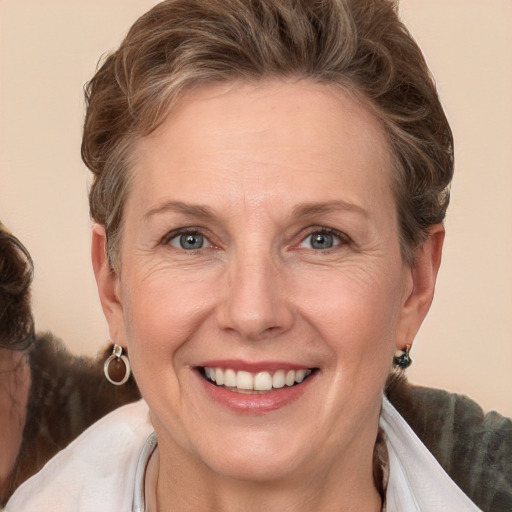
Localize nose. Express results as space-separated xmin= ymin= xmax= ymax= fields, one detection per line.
xmin=217 ymin=250 xmax=294 ymax=341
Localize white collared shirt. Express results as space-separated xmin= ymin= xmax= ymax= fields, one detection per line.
xmin=6 ymin=398 xmax=482 ymax=511
xmin=380 ymin=396 xmax=481 ymax=511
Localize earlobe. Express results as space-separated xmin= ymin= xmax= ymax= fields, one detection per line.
xmin=91 ymin=224 xmax=124 ymax=342
xmin=397 ymin=224 xmax=445 ymax=350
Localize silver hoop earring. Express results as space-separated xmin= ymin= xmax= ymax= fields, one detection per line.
xmin=104 ymin=344 xmax=131 ymax=385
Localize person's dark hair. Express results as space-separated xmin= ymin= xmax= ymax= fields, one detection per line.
xmin=0 ymin=222 xmax=35 ymax=350
xmin=82 ymin=0 xmax=454 ymax=270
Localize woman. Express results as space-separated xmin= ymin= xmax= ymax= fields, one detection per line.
xmin=5 ymin=0 xmax=510 ymax=510
xmin=0 ymin=222 xmax=33 ymax=498
xmin=0 ymin=222 xmax=140 ymax=505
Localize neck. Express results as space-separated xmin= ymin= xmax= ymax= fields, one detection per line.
xmin=0 ymin=349 xmax=31 ymax=489
xmin=148 ymin=434 xmax=382 ymax=512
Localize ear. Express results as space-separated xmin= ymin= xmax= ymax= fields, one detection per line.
xmin=396 ymin=224 xmax=445 ymax=350
xmin=91 ymin=224 xmax=126 ymax=346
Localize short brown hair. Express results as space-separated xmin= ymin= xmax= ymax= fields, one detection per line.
xmin=82 ymin=0 xmax=453 ymax=269
xmin=0 ymin=223 xmax=35 ymax=350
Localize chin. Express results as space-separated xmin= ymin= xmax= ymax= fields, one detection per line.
xmin=197 ymin=430 xmax=311 ymax=483
xmin=209 ymin=452 xmax=304 ymax=483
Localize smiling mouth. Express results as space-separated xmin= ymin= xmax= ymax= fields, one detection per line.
xmin=198 ymin=366 xmax=317 ymax=393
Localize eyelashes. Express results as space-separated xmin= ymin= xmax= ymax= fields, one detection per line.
xmin=161 ymin=226 xmax=351 ymax=254
xmin=299 ymin=228 xmax=349 ymax=251
xmin=163 ymin=228 xmax=212 ymax=252
xmin=168 ymin=232 xmax=211 ymax=250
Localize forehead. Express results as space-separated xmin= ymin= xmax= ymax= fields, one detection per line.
xmin=129 ymin=79 xmax=394 ymax=219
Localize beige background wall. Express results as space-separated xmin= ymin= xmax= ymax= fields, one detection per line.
xmin=1 ymin=1 xmax=511 ymax=416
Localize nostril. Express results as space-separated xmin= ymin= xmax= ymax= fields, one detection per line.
xmin=217 ymin=304 xmax=295 ymax=341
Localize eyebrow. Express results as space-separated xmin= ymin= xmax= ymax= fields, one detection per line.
xmin=290 ymin=200 xmax=369 ymax=219
xmin=143 ymin=201 xmax=216 ymax=221
xmin=143 ymin=199 xmax=369 ymax=222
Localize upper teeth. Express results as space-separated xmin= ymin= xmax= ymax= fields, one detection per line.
xmin=203 ymin=367 xmax=312 ymax=391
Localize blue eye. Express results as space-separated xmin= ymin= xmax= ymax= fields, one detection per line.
xmin=168 ymin=232 xmax=210 ymax=250
xmin=300 ymin=230 xmax=344 ymax=250
xmin=310 ymin=233 xmax=334 ymax=249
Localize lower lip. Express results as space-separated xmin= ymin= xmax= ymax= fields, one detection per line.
xmin=196 ymin=371 xmax=316 ymax=414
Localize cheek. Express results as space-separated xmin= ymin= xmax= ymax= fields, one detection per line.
xmin=295 ymin=266 xmax=404 ymax=360
xmin=119 ymin=272 xmax=215 ymax=370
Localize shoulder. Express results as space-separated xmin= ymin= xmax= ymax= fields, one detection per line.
xmin=5 ymin=400 xmax=152 ymax=512
xmin=386 ymin=375 xmax=512 ymax=512
xmin=2 ymin=333 xmax=141 ymax=503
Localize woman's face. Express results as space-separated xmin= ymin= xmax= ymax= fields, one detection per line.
xmin=94 ymin=80 xmax=441 ymax=483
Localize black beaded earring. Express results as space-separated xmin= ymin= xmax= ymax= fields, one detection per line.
xmin=393 ymin=345 xmax=412 ymax=369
